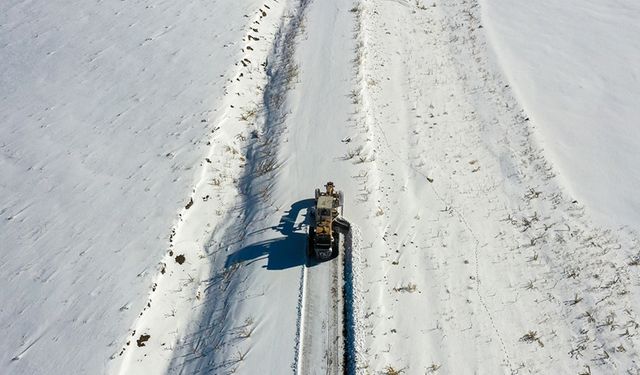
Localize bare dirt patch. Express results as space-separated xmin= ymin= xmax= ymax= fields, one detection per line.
xmin=175 ymin=254 xmax=186 ymax=265
xmin=136 ymin=334 xmax=150 ymax=347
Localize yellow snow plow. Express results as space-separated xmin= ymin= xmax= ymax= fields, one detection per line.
xmin=308 ymin=182 xmax=350 ymax=260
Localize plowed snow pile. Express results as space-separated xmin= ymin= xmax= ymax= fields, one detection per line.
xmin=0 ymin=0 xmax=270 ymax=373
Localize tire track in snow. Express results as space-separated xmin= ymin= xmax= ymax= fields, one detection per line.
xmin=297 ymin=241 xmax=344 ymax=375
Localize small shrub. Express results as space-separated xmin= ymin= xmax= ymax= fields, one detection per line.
xmin=136 ymin=334 xmax=151 ymax=347
xmin=385 ymin=366 xmax=405 ymax=375
xmin=393 ymin=283 xmax=417 ymax=293
xmin=519 ymin=330 xmax=543 ymax=347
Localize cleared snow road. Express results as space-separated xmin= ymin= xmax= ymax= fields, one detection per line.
xmin=297 ymin=246 xmax=344 ymax=375
xmin=289 ymin=1 xmax=361 ymax=373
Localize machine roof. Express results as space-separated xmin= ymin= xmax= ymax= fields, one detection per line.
xmin=317 ymin=195 xmax=334 ymax=209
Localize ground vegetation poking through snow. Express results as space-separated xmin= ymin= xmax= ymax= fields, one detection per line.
xmin=348 ymin=0 xmax=640 ymax=373
xmin=3 ymin=0 xmax=640 ymax=374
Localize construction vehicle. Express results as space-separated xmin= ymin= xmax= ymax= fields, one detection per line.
xmin=308 ymin=182 xmax=351 ymax=260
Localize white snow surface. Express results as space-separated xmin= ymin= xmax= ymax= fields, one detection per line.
xmin=481 ymin=0 xmax=640 ymax=229
xmin=2 ymin=0 xmax=640 ymax=374
xmin=0 ymin=0 xmax=266 ymax=373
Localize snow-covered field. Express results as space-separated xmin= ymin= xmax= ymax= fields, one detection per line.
xmin=0 ymin=0 xmax=268 ymax=372
xmin=481 ymin=0 xmax=640 ymax=229
xmin=2 ymin=0 xmax=640 ymax=374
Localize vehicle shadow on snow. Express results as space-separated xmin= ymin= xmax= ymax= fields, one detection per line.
xmin=225 ymin=198 xmax=321 ymax=270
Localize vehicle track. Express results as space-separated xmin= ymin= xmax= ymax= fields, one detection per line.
xmin=297 ymin=240 xmax=345 ymax=375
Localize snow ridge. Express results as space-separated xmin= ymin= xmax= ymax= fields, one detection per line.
xmin=344 ymin=2 xmax=376 ymax=373
xmin=343 ymin=225 xmax=367 ymax=374
xmin=293 ymin=265 xmax=308 ymax=374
